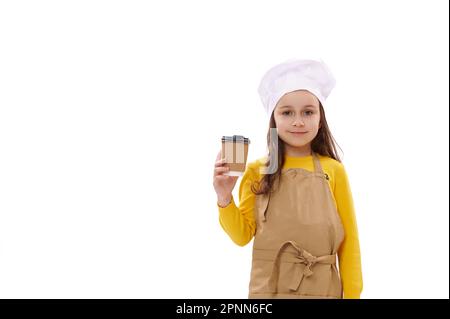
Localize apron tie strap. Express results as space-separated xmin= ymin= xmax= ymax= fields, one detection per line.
xmin=267 ymin=241 xmax=336 ymax=293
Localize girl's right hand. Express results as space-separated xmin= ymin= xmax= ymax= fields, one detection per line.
xmin=213 ymin=150 xmax=239 ymax=207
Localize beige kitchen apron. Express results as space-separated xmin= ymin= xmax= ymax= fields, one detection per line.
xmin=248 ymin=152 xmax=345 ymax=299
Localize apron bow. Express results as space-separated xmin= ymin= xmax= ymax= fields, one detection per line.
xmin=267 ymin=241 xmax=336 ymax=293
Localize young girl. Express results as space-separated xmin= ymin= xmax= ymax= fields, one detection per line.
xmin=213 ymin=59 xmax=363 ymax=299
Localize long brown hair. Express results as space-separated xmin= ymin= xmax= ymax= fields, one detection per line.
xmin=251 ymin=102 xmax=342 ymax=195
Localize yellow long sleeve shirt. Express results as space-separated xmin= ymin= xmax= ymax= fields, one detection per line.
xmin=217 ymin=154 xmax=363 ymax=299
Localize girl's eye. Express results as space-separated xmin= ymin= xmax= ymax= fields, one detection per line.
xmin=282 ymin=111 xmax=292 ymax=116
xmin=304 ymin=110 xmax=314 ymax=116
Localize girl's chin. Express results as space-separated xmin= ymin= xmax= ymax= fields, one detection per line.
xmin=284 ymin=140 xmax=311 ymax=148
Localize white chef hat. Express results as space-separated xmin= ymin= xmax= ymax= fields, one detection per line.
xmin=257 ymin=58 xmax=336 ymax=118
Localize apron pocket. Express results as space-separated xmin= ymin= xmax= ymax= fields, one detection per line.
xmin=248 ymin=258 xmax=273 ymax=294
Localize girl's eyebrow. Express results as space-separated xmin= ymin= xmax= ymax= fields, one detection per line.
xmin=279 ymin=104 xmax=317 ymax=109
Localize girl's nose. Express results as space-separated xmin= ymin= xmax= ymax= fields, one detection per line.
xmin=292 ymin=116 xmax=305 ymax=126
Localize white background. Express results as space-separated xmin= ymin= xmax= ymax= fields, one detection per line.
xmin=0 ymin=0 xmax=448 ymax=299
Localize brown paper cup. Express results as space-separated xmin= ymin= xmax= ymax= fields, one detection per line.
xmin=221 ymin=135 xmax=250 ymax=176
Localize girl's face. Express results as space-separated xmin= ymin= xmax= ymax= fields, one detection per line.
xmin=273 ymin=90 xmax=321 ymax=153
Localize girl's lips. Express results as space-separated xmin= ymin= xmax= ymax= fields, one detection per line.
xmin=290 ymin=131 xmax=308 ymax=134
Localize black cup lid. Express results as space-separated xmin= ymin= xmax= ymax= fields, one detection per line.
xmin=221 ymin=135 xmax=250 ymax=144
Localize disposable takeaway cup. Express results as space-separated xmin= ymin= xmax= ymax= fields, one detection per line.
xmin=221 ymin=135 xmax=250 ymax=177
